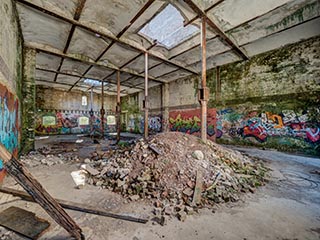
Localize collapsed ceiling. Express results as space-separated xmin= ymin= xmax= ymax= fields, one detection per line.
xmin=15 ymin=0 xmax=320 ymax=96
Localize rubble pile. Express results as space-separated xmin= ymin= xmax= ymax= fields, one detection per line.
xmin=20 ymin=148 xmax=80 ymax=167
xmin=85 ymin=132 xmax=268 ymax=222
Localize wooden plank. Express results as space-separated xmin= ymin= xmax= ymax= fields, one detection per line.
xmin=0 ymin=206 xmax=50 ymax=239
xmin=192 ymin=170 xmax=203 ymax=206
xmin=0 ymin=186 xmax=148 ymax=224
xmin=0 ymin=144 xmax=84 ymax=240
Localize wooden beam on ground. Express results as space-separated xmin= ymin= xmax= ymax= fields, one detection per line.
xmin=16 ymin=0 xmax=198 ymax=75
xmin=183 ymin=0 xmax=249 ymax=60
xmin=0 ymin=187 xmax=148 ymax=224
xmin=0 ymin=144 xmax=84 ymax=240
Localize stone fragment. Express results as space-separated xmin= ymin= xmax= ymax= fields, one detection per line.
xmin=182 ymin=187 xmax=193 ymax=197
xmin=192 ymin=150 xmax=204 ymax=160
xmin=177 ymin=210 xmax=187 ymax=222
xmin=84 ymin=158 xmax=91 ymax=163
xmin=130 ymin=195 xmax=140 ymax=201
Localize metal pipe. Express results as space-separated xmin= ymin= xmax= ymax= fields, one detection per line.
xmin=116 ymin=71 xmax=121 ymax=142
xmin=100 ymin=81 xmax=105 ymax=136
xmin=144 ymin=52 xmax=149 ymax=139
xmin=201 ymin=16 xmax=207 ymax=142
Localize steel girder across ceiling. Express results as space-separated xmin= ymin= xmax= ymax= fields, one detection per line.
xmin=15 ymin=0 xmax=320 ymax=96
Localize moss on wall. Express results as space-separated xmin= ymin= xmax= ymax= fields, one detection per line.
xmin=21 ymin=48 xmax=36 ymax=154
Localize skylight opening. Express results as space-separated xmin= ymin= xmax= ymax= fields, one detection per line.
xmin=83 ymin=78 xmax=107 ymax=87
xmin=139 ymin=4 xmax=199 ymax=49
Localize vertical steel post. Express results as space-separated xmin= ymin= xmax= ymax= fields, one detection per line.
xmin=200 ymin=16 xmax=207 ymax=142
xmin=90 ymin=87 xmax=94 ymax=135
xmin=116 ymin=70 xmax=121 ymax=142
xmin=100 ymin=81 xmax=105 ymax=137
xmin=144 ymin=52 xmax=149 ymax=139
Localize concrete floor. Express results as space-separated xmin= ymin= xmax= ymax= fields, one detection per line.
xmin=0 ymin=143 xmax=320 ymax=240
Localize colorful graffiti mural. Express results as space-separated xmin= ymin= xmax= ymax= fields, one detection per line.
xmin=217 ymin=108 xmax=320 ymax=146
xmin=127 ymin=114 xmax=162 ymax=133
xmin=0 ymin=83 xmax=19 ymax=156
xmin=0 ymin=83 xmax=19 ymax=182
xmin=169 ymin=108 xmax=217 ymax=140
xmin=35 ymin=110 xmax=116 ymax=135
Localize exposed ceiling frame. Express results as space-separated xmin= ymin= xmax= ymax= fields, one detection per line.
xmin=104 ymin=42 xmax=158 ymax=92
xmin=183 ymin=0 xmax=225 ymax=27
xmin=36 ymin=78 xmax=118 ymax=93
xmin=141 ymin=0 xmax=296 ymax=81
xmin=174 ymin=0 xmax=293 ymax=61
xmin=26 ymin=42 xmax=165 ymax=83
xmin=185 ymin=14 xmax=320 ymax=68
xmin=16 ymin=0 xmax=198 ymax=75
xmin=53 ymin=0 xmax=86 ymax=82
xmin=36 ymin=67 xmax=144 ymax=90
xmin=183 ymin=0 xmax=249 ymax=60
xmin=81 ymin=0 xmax=156 ymax=92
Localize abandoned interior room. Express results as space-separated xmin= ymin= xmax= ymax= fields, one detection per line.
xmin=0 ymin=0 xmax=320 ymax=239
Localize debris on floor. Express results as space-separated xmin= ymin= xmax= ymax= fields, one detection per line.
xmin=20 ymin=149 xmax=81 ymax=167
xmin=82 ymin=132 xmax=268 ymax=223
xmin=0 ymin=206 xmax=50 ymax=239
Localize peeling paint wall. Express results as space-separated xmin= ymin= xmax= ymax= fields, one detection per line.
xmin=35 ymin=86 xmax=117 ymax=135
xmin=0 ymin=0 xmax=23 ymax=163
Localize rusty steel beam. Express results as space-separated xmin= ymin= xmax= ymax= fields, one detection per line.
xmin=183 ymin=0 xmax=248 ymax=60
xmin=174 ymin=1 xmax=292 ymax=62
xmin=184 ymin=0 xmax=225 ymax=27
xmin=26 ymin=43 xmax=163 ymax=83
xmin=35 ymin=78 xmax=118 ymax=93
xmin=53 ymin=0 xmax=86 ymax=82
xmin=16 ymin=0 xmax=198 ymax=75
xmin=36 ymin=67 xmax=144 ymax=90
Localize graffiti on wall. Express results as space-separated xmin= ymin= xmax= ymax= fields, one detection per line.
xmin=169 ymin=108 xmax=217 ymax=140
xmin=35 ymin=110 xmax=116 ymax=135
xmin=217 ymin=108 xmax=320 ymax=146
xmin=0 ymin=83 xmax=19 ymax=158
xmin=127 ymin=114 xmax=162 ymax=133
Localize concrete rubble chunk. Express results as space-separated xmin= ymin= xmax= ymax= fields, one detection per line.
xmin=192 ymin=150 xmax=204 ymax=160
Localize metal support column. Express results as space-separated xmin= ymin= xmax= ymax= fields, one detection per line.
xmin=144 ymin=52 xmax=149 ymax=139
xmin=116 ymin=71 xmax=121 ymax=142
xmin=200 ymin=16 xmax=208 ymax=142
xmin=100 ymin=81 xmax=105 ymax=137
xmin=89 ymin=87 xmax=94 ymax=137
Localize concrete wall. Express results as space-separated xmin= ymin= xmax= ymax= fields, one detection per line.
xmin=136 ymin=36 xmax=320 ymax=155
xmin=35 ymin=86 xmax=117 ymax=135
xmin=0 ymin=0 xmax=23 ymax=158
xmin=210 ymin=36 xmax=320 ymax=155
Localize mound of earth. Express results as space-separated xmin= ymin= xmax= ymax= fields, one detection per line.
xmin=85 ymin=132 xmax=268 ymax=221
